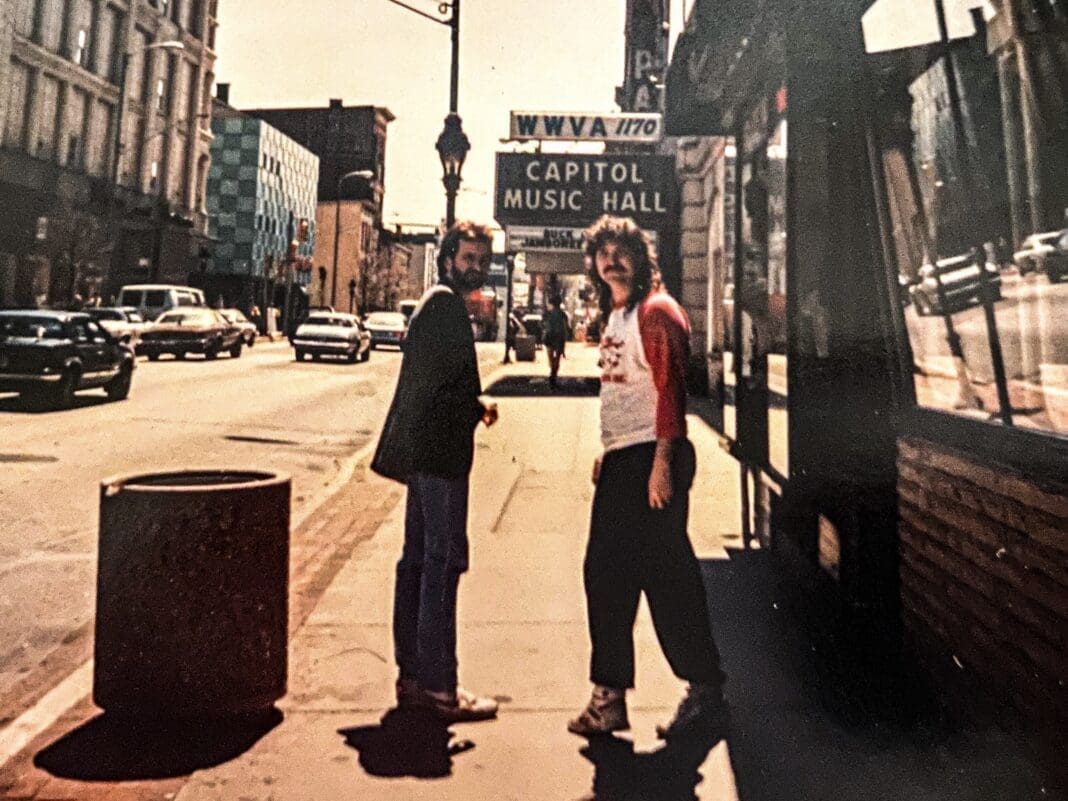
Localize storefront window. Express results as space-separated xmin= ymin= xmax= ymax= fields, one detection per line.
xmin=864 ymin=0 xmax=1068 ymax=437
xmin=733 ymin=94 xmax=790 ymax=478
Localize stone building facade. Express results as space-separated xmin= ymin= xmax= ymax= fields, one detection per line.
xmin=0 ymin=0 xmax=218 ymax=308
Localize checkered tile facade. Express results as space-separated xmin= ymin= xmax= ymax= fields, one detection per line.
xmin=206 ymin=115 xmax=319 ymax=277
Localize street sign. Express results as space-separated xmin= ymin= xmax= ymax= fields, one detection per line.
xmin=509 ymin=111 xmax=663 ymax=143
xmin=494 ymin=153 xmax=676 ymax=229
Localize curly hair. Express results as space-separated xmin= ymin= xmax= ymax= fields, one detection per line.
xmin=583 ymin=215 xmax=655 ymax=316
xmin=437 ymin=220 xmax=494 ymax=279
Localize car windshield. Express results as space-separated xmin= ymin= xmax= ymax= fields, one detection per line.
xmin=157 ymin=311 xmax=214 ymax=325
xmin=90 ymin=309 xmax=124 ymax=321
xmin=145 ymin=290 xmax=167 ymax=307
xmin=366 ymin=313 xmax=406 ymax=326
xmin=305 ymin=316 xmax=351 ymax=327
xmin=0 ymin=317 xmax=66 ymax=339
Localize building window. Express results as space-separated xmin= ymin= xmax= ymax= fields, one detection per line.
xmin=156 ymin=78 xmax=166 ymax=113
xmin=74 ymin=28 xmax=88 ymax=66
xmin=150 ymin=160 xmax=159 ymax=190
xmin=864 ymin=0 xmax=1068 ymax=439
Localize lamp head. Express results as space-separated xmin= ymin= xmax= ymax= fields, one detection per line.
xmin=435 ymin=113 xmax=470 ymax=180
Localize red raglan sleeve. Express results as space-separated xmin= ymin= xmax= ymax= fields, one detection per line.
xmin=638 ymin=295 xmax=690 ymax=441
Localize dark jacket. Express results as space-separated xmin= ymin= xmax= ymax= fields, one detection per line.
xmin=371 ymin=280 xmax=484 ymax=482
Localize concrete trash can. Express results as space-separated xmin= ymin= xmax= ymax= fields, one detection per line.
xmin=94 ymin=469 xmax=290 ymax=718
xmin=515 ymin=334 xmax=537 ymax=362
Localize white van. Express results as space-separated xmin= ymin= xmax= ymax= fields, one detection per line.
xmin=117 ymin=284 xmax=206 ymax=322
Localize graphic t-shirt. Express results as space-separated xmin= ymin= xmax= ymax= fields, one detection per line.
xmin=599 ymin=292 xmax=690 ymax=452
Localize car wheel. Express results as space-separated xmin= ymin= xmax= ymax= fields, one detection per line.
xmin=205 ymin=349 xmax=218 ymax=360
xmin=246 ymin=333 xmax=256 ymax=347
xmin=106 ymin=365 xmax=133 ymax=401
xmin=175 ymin=351 xmax=186 ymax=360
xmin=147 ymin=352 xmax=160 ymax=362
xmin=348 ymin=348 xmax=359 ymax=363
xmin=295 ymin=349 xmax=306 ymax=362
xmin=311 ymin=353 xmax=321 ymax=362
xmin=360 ymin=347 xmax=370 ymax=363
xmin=1049 ymin=268 xmax=1063 ymax=283
xmin=50 ymin=369 xmax=78 ymax=410
xmin=230 ymin=341 xmax=243 ymax=358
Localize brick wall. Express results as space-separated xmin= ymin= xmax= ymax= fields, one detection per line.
xmin=897 ymin=435 xmax=1068 ymax=731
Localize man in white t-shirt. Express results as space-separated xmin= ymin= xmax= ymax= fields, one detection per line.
xmin=568 ymin=215 xmax=727 ymax=741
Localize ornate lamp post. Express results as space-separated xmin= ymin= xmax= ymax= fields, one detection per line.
xmin=383 ymin=0 xmax=467 ymax=226
xmin=435 ymin=113 xmax=470 ymax=229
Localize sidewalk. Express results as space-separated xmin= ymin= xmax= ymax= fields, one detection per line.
xmin=1 ymin=343 xmax=1060 ymax=800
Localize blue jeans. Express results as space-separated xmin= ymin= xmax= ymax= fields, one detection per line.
xmin=393 ymin=473 xmax=470 ymax=694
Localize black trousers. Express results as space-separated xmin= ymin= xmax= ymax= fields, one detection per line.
xmin=584 ymin=440 xmax=725 ymax=690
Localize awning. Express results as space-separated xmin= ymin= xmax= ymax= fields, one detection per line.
xmin=664 ymin=0 xmax=779 ymax=136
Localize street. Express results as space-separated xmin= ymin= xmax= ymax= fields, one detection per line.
xmin=0 ymin=341 xmax=405 ymax=726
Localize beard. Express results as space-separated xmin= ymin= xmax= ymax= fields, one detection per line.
xmin=453 ymin=267 xmax=485 ymax=291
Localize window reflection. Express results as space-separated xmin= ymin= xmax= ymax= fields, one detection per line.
xmin=865 ymin=0 xmax=1068 ymax=437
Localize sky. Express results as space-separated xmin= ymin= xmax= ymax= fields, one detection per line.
xmin=213 ymin=0 xmax=675 ymax=231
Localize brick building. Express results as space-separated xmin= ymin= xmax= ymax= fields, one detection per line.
xmin=1 ymin=0 xmax=219 ymax=308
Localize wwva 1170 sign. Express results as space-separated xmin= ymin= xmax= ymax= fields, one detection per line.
xmin=494 ymin=153 xmax=677 ymax=229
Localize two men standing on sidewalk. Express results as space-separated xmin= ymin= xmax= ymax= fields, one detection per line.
xmin=371 ymin=215 xmax=725 ymax=739
xmin=371 ymin=221 xmax=499 ymax=723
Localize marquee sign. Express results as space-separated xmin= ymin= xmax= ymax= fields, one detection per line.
xmin=509 ymin=111 xmax=663 ymax=143
xmin=494 ymin=153 xmax=677 ymax=229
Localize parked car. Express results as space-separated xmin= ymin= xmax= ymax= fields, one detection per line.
xmin=1014 ymin=230 xmax=1068 ymax=282
xmin=292 ymin=312 xmax=371 ymax=363
xmin=86 ymin=306 xmax=149 ymax=347
xmin=909 ymin=254 xmax=1002 ymax=315
xmin=219 ymin=308 xmax=258 ymax=347
xmin=138 ymin=308 xmax=244 ymax=360
xmin=363 ymin=311 xmax=408 ymax=349
xmin=398 ymin=299 xmax=419 ymax=323
xmin=116 ymin=284 xmax=205 ymax=321
xmin=0 ymin=310 xmax=135 ymax=409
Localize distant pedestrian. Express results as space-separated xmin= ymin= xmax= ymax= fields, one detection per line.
xmin=371 ymin=220 xmax=500 ymax=723
xmin=543 ymin=297 xmax=568 ymax=388
xmin=568 ymin=215 xmax=727 ymax=740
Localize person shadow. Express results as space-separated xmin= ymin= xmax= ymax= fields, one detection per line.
xmin=579 ymin=730 xmax=726 ymax=801
xmin=338 ymin=706 xmax=474 ymax=779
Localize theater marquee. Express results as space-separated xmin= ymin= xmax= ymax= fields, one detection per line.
xmin=494 ymin=153 xmax=677 ymax=229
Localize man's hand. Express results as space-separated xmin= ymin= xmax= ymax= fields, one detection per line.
xmin=481 ymin=402 xmax=499 ymax=427
xmin=592 ymin=455 xmax=602 ymax=485
xmin=648 ymin=456 xmax=673 ymax=509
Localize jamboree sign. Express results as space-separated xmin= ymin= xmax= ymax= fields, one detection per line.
xmin=494 ymin=153 xmax=677 ymax=229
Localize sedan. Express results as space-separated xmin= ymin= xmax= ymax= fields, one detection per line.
xmin=910 ymin=254 xmax=1002 ymax=315
xmin=0 ymin=310 xmax=135 ymax=409
xmin=292 ymin=312 xmax=371 ymax=363
xmin=86 ymin=306 xmax=149 ymax=348
xmin=1014 ymin=230 xmax=1068 ymax=282
xmin=220 ymin=308 xmax=258 ymax=347
xmin=139 ymin=308 xmax=244 ymax=360
xmin=363 ymin=311 xmax=408 ymax=350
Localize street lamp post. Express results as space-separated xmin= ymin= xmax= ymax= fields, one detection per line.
xmin=436 ymin=113 xmax=470 ymax=230
xmin=331 ymin=169 xmax=374 ymax=308
xmin=383 ymin=0 xmax=469 ymax=226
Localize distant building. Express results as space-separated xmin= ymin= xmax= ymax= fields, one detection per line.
xmin=241 ymin=99 xmax=394 ymax=312
xmin=1 ymin=0 xmax=219 ymax=308
xmin=204 ymin=89 xmax=318 ymax=314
